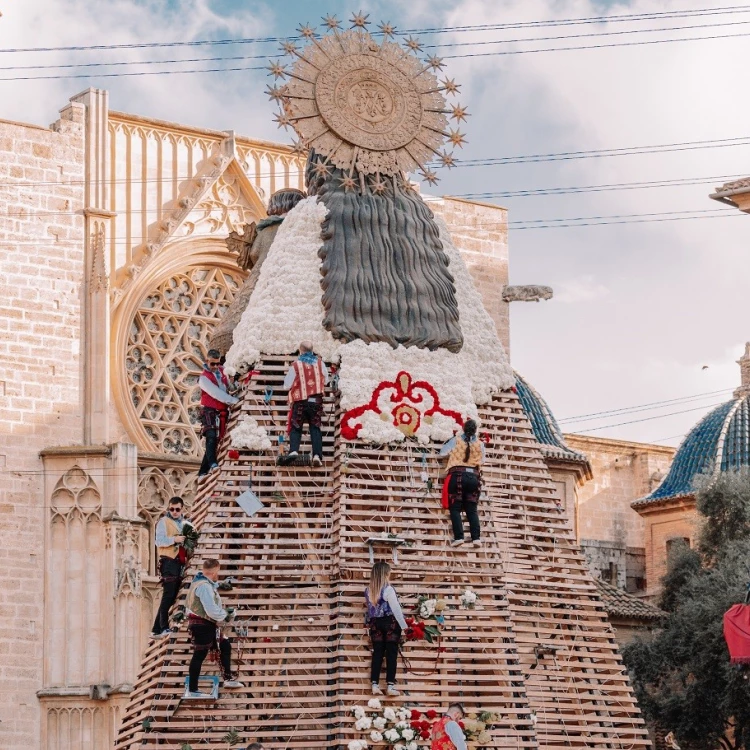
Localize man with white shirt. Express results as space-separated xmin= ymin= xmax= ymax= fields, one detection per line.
xmin=431 ymin=704 xmax=468 ymax=750
xmin=185 ymin=558 xmax=244 ymax=698
xmin=198 ymin=349 xmax=238 ymax=477
xmin=283 ymin=342 xmax=329 ymax=466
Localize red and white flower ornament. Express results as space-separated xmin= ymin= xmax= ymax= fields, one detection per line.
xmin=341 ymin=371 xmax=463 ymax=441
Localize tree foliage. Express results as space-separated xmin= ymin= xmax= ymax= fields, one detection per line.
xmin=623 ymin=469 xmax=750 ymax=750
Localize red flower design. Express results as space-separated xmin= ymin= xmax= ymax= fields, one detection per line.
xmin=228 ymin=449 xmax=240 ymax=460
xmin=410 ymin=721 xmax=422 ymax=729
xmin=341 ymin=371 xmax=463 ymax=440
xmin=420 ymin=730 xmax=431 ymax=740
xmin=410 ymin=709 xmax=421 ymax=721
xmin=426 ymin=709 xmax=438 ymax=720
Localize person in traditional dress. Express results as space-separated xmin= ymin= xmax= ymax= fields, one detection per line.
xmin=283 ymin=341 xmax=328 ymax=466
xmin=210 ymin=188 xmax=306 ymax=355
xmin=150 ymin=496 xmax=187 ymax=639
xmin=439 ymin=419 xmax=485 ymax=547
xmin=365 ymin=561 xmax=408 ymax=697
xmin=198 ymin=349 xmax=239 ymax=477
xmin=431 ymin=704 xmax=468 ymax=750
xmin=185 ymin=558 xmax=244 ymax=698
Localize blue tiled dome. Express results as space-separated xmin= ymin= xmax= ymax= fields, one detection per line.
xmin=636 ymin=395 xmax=750 ymax=506
xmin=515 ymin=372 xmax=591 ymax=472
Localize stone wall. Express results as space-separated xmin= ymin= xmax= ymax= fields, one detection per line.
xmin=565 ymin=435 xmax=675 ymax=549
xmin=427 ymin=196 xmax=510 ymax=353
xmin=0 ymin=106 xmax=86 ymax=748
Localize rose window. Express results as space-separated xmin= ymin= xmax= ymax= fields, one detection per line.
xmin=125 ymin=266 xmax=243 ymax=456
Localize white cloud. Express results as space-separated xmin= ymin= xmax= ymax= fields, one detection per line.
xmin=554 ymin=275 xmax=609 ymax=303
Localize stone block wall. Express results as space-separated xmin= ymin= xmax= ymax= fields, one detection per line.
xmin=427 ymin=196 xmax=510 ymax=353
xmin=0 ymin=106 xmax=86 ymax=748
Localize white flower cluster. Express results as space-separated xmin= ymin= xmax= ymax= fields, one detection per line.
xmin=351 ymin=704 xmax=421 ymax=749
xmin=419 ymin=598 xmax=437 ymax=620
xmin=230 ymin=415 xmax=272 ymax=451
xmin=226 ymin=194 xmax=514 ymax=445
xmin=460 ymin=588 xmax=479 ymax=609
xmin=225 ymin=197 xmax=339 ymax=373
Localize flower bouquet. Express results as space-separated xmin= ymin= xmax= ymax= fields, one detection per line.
xmin=415 ymin=595 xmax=447 ymax=623
xmin=178 ymin=521 xmax=200 ymax=563
xmin=459 ymin=588 xmax=479 ymax=610
xmin=404 ymin=616 xmax=441 ymax=644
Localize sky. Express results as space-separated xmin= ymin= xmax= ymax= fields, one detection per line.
xmin=3 ymin=0 xmax=750 ymax=448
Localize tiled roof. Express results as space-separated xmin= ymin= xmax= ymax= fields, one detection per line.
xmin=595 ymin=579 xmax=665 ymax=621
xmin=633 ymin=399 xmax=737 ymax=507
xmin=514 ymin=372 xmax=592 ymax=471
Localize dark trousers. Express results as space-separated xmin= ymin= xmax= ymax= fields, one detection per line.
xmin=369 ymin=615 xmax=401 ymax=685
xmin=188 ymin=623 xmax=232 ymax=692
xmin=199 ymin=428 xmax=218 ymax=476
xmin=450 ymin=500 xmax=481 ymax=542
xmin=289 ymin=400 xmax=323 ymax=458
xmin=152 ymin=557 xmax=182 ymax=634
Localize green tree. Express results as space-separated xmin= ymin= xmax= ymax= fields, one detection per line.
xmin=623 ymin=470 xmax=750 ymax=750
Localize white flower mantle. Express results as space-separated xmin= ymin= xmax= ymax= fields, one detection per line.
xmin=231 ymin=415 xmax=272 ymax=451
xmin=226 ymin=196 xmax=514 ymax=445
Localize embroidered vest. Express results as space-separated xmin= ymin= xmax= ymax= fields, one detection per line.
xmin=186 ymin=577 xmax=222 ymax=622
xmin=445 ymin=436 xmax=483 ymax=473
xmin=364 ymin=585 xmax=394 ymax=620
xmin=288 ymin=359 xmax=325 ymax=404
xmin=200 ymin=366 xmax=231 ymax=410
xmin=431 ymin=717 xmax=458 ymax=750
xmin=156 ymin=516 xmax=181 ymax=559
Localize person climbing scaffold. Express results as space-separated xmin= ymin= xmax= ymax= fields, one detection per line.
xmin=198 ymin=349 xmax=239 ymax=477
xmin=283 ymin=341 xmax=328 ymax=466
xmin=439 ymin=419 xmax=485 ymax=547
xmin=431 ymin=704 xmax=468 ymax=750
xmin=150 ymin=496 xmax=187 ymax=639
xmin=185 ymin=558 xmax=244 ymax=699
xmin=365 ymin=561 xmax=408 ymax=697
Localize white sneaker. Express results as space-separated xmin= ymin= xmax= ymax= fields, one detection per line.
xmin=473 ymin=539 xmax=483 ymax=547
xmin=386 ymin=684 xmax=400 ymax=696
xmin=371 ymin=683 xmax=383 ymax=696
xmin=223 ymin=680 xmax=244 ymax=689
xmin=151 ymin=629 xmax=171 ymax=639
xmin=184 ymin=691 xmax=211 ymax=699
xmin=450 ymin=539 xmax=464 ymax=547
xmin=287 ymin=451 xmax=299 ymax=459
xmin=312 ymin=455 xmax=323 ymax=467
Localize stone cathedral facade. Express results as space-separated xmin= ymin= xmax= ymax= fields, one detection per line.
xmin=0 ymin=89 xmax=512 ymax=750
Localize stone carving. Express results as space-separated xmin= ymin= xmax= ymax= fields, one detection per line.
xmin=273 ymin=19 xmax=467 ymax=183
xmin=113 ymin=523 xmax=142 ymax=597
xmin=716 ymin=177 xmax=750 ymax=193
xmin=50 ymin=466 xmax=102 ymax=521
xmin=90 ymin=222 xmax=108 ymax=292
xmin=125 ymin=266 xmax=243 ymax=456
xmin=502 ymin=285 xmax=554 ymax=303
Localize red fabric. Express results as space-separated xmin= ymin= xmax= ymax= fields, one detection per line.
xmin=441 ymin=476 xmax=451 ymax=509
xmin=724 ymin=603 xmax=750 ymax=663
xmin=200 ymin=367 xmax=232 ymax=410
xmin=431 ymin=717 xmax=455 ymax=750
xmin=288 ymin=360 xmax=326 ymax=404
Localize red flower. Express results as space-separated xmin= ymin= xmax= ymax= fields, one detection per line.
xmin=458 ymin=721 xmax=465 ymax=730
xmin=410 ymin=709 xmax=421 ymax=721
xmin=263 ymin=637 xmax=271 ymax=643
xmin=426 ymin=710 xmax=438 ymax=720
xmin=419 ymin=720 xmax=431 ymax=732
xmin=228 ymin=449 xmax=240 ymax=460
xmin=410 ymin=721 xmax=422 ymax=730
xmin=420 ymin=730 xmax=431 ymax=740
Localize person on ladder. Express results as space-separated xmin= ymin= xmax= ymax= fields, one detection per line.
xmin=185 ymin=558 xmax=244 ymax=699
xmin=198 ymin=349 xmax=239 ymax=477
xmin=439 ymin=419 xmax=485 ymax=547
xmin=365 ymin=561 xmax=408 ymax=697
xmin=431 ymin=704 xmax=468 ymax=750
xmin=150 ymin=496 xmax=187 ymax=639
xmin=283 ymin=341 xmax=328 ymax=466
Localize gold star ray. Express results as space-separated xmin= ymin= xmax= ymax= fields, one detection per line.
xmin=322 ymin=14 xmax=340 ymax=30
xmin=267 ymin=61 xmax=287 ymax=79
xmin=350 ymin=10 xmax=370 ymax=28
xmin=425 ymin=54 xmax=445 ymax=71
xmin=450 ymin=104 xmax=469 ymax=122
xmin=404 ymin=35 xmax=422 ymax=53
xmin=378 ymin=21 xmax=396 ymax=38
xmin=446 ymin=128 xmax=467 ymax=148
xmin=441 ymin=77 xmax=461 ymax=95
xmin=298 ymin=23 xmax=316 ymax=38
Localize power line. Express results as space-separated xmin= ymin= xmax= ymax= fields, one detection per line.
xmin=568 ymin=400 xmax=727 ymax=433
xmin=557 ymin=389 xmax=733 ymax=424
xmin=457 ymin=174 xmax=746 ymax=199
xmin=4 ymin=5 xmax=750 ymax=54
xmin=509 ymin=207 xmax=732 ymax=225
xmin=508 ymin=211 xmax=742 ymax=230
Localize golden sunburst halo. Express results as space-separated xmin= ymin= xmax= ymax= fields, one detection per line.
xmin=269 ymin=24 xmax=467 ymax=181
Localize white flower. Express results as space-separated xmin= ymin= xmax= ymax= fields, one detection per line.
xmin=355 ymin=717 xmax=372 ymax=731
xmin=370 ymin=730 xmax=383 ymax=743
xmin=394 ymin=745 xmax=405 ymax=750
xmin=230 ymin=416 xmax=273 ymax=451
xmin=407 ymin=743 xmax=417 ymax=750
xmin=367 ymin=698 xmax=382 ymax=710
xmin=348 ymin=741 xmax=368 ymax=750
xmin=384 ymin=729 xmax=399 ymax=742
xmin=272 ymin=624 xmax=279 ymax=631
xmin=383 ymin=708 xmax=396 ymax=722
xmin=397 ymin=708 xmax=410 ymax=721
xmin=373 ymin=717 xmax=386 ymax=730
xmin=353 ymin=706 xmax=366 ymax=719
xmin=396 ymin=721 xmax=408 ymax=729
xmin=401 ymin=728 xmax=414 ymax=741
